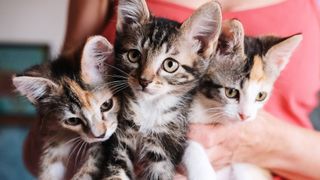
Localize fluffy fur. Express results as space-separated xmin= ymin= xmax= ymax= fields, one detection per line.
xmin=13 ymin=36 xmax=119 ymax=180
xmin=101 ymin=0 xmax=222 ymax=179
xmin=187 ymin=19 xmax=302 ymax=180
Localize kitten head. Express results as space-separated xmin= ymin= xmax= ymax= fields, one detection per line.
xmin=13 ymin=36 xmax=119 ymax=143
xmin=201 ymin=20 xmax=302 ymax=122
xmin=115 ymin=0 xmax=222 ymax=100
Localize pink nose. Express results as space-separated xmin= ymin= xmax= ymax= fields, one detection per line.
xmin=238 ymin=113 xmax=249 ymax=121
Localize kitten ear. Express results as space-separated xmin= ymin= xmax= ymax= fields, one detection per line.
xmin=12 ymin=76 xmax=58 ymax=104
xmin=81 ymin=35 xmax=113 ymax=86
xmin=180 ymin=1 xmax=222 ymax=58
xmin=117 ymin=0 xmax=150 ymax=31
xmin=264 ymin=34 xmax=302 ymax=75
xmin=218 ymin=19 xmax=245 ymax=55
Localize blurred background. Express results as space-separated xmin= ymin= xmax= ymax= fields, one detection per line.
xmin=0 ymin=0 xmax=68 ymax=179
xmin=0 ymin=0 xmax=319 ymax=180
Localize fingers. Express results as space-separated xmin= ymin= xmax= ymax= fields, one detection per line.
xmin=206 ymin=145 xmax=233 ymax=170
xmin=188 ymin=124 xmax=223 ymax=148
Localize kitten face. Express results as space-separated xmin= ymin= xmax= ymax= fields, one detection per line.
xmin=13 ymin=36 xmax=119 ymax=143
xmin=207 ymin=55 xmax=274 ymax=122
xmin=199 ymin=20 xmax=302 ymax=122
xmin=55 ymin=78 xmax=119 ymax=143
xmin=115 ymin=0 xmax=222 ymax=100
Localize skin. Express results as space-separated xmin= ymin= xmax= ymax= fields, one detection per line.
xmin=25 ymin=0 xmax=320 ymax=179
xmin=175 ymin=110 xmax=320 ymax=180
xmin=164 ymin=0 xmax=286 ymax=12
xmin=61 ymin=0 xmax=109 ymax=57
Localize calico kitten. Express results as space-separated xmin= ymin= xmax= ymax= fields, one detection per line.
xmin=13 ymin=36 xmax=119 ymax=180
xmin=101 ymin=0 xmax=222 ymax=179
xmin=192 ymin=20 xmax=302 ymax=124
xmin=188 ymin=19 xmax=302 ymax=180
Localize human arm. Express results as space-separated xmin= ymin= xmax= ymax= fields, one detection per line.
xmin=188 ymin=110 xmax=320 ymax=180
xmin=61 ymin=0 xmax=110 ymax=56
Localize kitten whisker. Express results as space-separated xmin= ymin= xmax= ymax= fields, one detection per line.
xmin=67 ymin=138 xmax=82 ymax=167
xmin=207 ymin=112 xmax=226 ymax=120
xmin=111 ymin=85 xmax=129 ymax=95
xmin=107 ymin=81 xmax=128 ymax=88
xmin=75 ymin=141 xmax=86 ymax=167
xmin=81 ymin=143 xmax=88 ymax=161
xmin=105 ymin=74 xmax=128 ymax=80
xmin=104 ymin=63 xmax=130 ymax=76
xmin=104 ymin=80 xmax=128 ymax=85
xmin=64 ymin=137 xmax=81 ymax=146
xmin=109 ymin=83 xmax=128 ymax=91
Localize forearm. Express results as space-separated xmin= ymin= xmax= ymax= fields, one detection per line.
xmin=62 ymin=0 xmax=109 ymax=56
xmin=257 ymin=112 xmax=320 ymax=179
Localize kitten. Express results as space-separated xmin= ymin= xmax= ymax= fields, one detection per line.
xmin=188 ymin=19 xmax=302 ymax=180
xmin=101 ymin=0 xmax=222 ymax=179
xmin=13 ymin=36 xmax=119 ymax=180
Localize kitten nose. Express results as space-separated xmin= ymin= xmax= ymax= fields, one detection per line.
xmin=238 ymin=113 xmax=249 ymax=121
xmin=139 ymin=78 xmax=152 ymax=89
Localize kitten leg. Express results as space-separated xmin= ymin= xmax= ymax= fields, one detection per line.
xmin=71 ymin=144 xmax=104 ymax=180
xmin=102 ymin=146 xmax=134 ymax=180
xmin=38 ymin=141 xmax=73 ymax=180
xmin=182 ymin=141 xmax=216 ymax=180
xmin=137 ymin=136 xmax=177 ymax=180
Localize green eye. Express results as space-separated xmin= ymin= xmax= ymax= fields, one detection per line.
xmin=162 ymin=58 xmax=179 ymax=73
xmin=256 ymin=92 xmax=267 ymax=101
xmin=65 ymin=117 xmax=82 ymax=126
xmin=127 ymin=49 xmax=141 ymax=63
xmin=225 ymin=88 xmax=239 ymax=99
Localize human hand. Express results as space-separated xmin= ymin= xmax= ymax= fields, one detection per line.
xmin=188 ymin=110 xmax=286 ymax=170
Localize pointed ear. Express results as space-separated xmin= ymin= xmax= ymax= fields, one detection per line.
xmin=218 ymin=19 xmax=245 ymax=55
xmin=117 ymin=0 xmax=150 ymax=31
xmin=81 ymin=35 xmax=114 ymax=86
xmin=264 ymin=34 xmax=302 ymax=74
xmin=180 ymin=1 xmax=222 ymax=58
xmin=12 ymin=76 xmax=58 ymax=104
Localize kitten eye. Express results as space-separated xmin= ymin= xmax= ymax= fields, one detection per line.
xmin=225 ymin=88 xmax=239 ymax=99
xmin=256 ymin=92 xmax=267 ymax=101
xmin=100 ymin=98 xmax=113 ymax=112
xmin=65 ymin=117 xmax=82 ymax=126
xmin=127 ymin=49 xmax=141 ymax=63
xmin=162 ymin=58 xmax=179 ymax=73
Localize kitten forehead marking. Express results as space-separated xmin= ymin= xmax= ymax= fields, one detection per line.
xmin=65 ymin=78 xmax=92 ymax=108
xmin=249 ymin=55 xmax=265 ymax=82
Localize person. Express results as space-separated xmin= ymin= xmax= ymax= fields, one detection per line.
xmin=24 ymin=0 xmax=320 ymax=179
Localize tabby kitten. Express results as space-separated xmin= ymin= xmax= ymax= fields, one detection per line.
xmin=13 ymin=36 xmax=119 ymax=180
xmin=101 ymin=0 xmax=222 ymax=179
xmin=188 ymin=19 xmax=302 ymax=180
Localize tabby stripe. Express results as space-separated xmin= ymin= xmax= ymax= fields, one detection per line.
xmin=63 ymin=86 xmax=82 ymax=109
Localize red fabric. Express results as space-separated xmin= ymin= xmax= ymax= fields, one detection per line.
xmin=102 ymin=0 xmax=320 ymax=129
xmin=223 ymin=0 xmax=320 ymax=129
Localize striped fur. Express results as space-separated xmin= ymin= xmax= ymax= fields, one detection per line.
xmin=102 ymin=1 xmax=222 ymax=179
xmin=13 ymin=36 xmax=119 ymax=180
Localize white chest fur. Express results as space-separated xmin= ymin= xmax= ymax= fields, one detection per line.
xmin=131 ymin=94 xmax=180 ymax=133
xmin=189 ymin=99 xmax=213 ymax=124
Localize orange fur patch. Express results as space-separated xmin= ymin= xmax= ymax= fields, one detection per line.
xmin=65 ymin=78 xmax=92 ymax=108
xmin=250 ymin=55 xmax=265 ymax=82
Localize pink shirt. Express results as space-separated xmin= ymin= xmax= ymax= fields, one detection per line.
xmin=103 ymin=0 xmax=320 ymax=129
